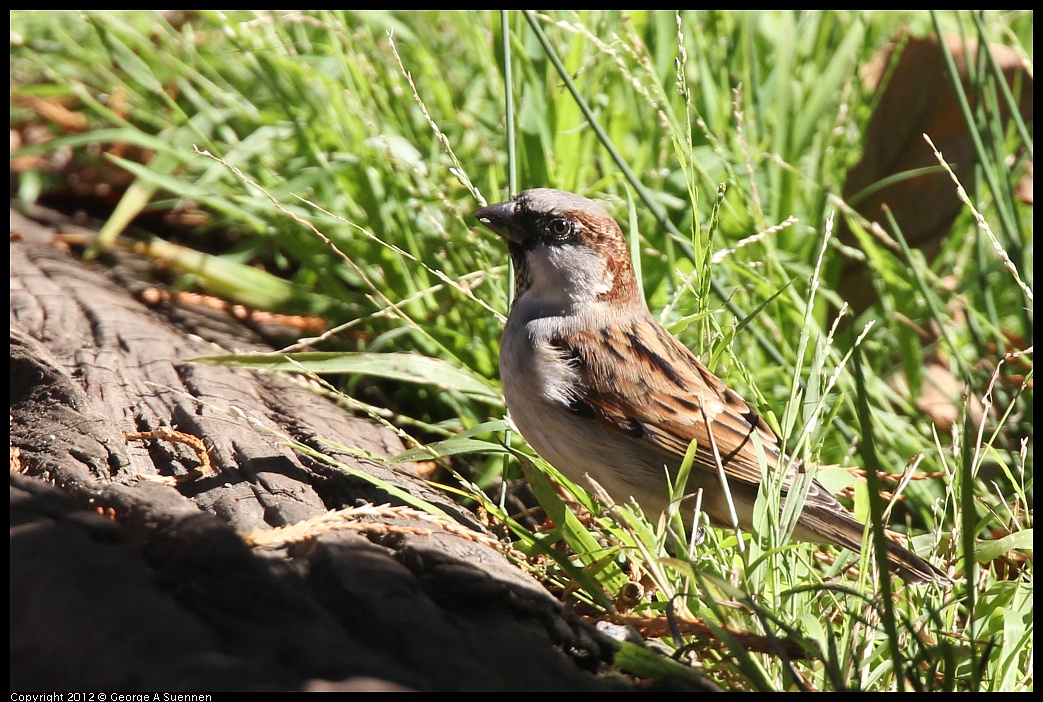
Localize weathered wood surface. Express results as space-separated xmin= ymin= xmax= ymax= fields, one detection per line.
xmin=9 ymin=208 xmax=628 ymax=692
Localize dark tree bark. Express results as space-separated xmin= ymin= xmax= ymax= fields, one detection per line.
xmin=9 ymin=208 xmax=632 ymax=692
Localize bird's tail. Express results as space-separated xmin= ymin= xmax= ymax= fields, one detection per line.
xmin=796 ymin=501 xmax=951 ymax=586
xmin=880 ymin=530 xmax=952 ymax=585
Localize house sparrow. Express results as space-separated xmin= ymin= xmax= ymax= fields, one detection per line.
xmin=473 ymin=188 xmax=949 ymax=584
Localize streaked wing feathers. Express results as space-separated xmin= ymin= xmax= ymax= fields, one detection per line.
xmin=553 ymin=318 xmax=789 ymax=490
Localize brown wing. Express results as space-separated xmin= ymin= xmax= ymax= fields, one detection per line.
xmin=551 ymin=317 xmax=789 ymax=490
xmin=547 ymin=317 xmax=952 ymax=584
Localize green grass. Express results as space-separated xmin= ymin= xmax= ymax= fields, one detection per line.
xmin=11 ymin=10 xmax=1032 ymax=691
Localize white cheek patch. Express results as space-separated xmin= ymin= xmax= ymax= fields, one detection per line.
xmin=526 ymin=244 xmax=613 ymax=304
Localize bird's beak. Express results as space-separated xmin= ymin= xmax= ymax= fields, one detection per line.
xmin=472 ymin=199 xmax=523 ymax=243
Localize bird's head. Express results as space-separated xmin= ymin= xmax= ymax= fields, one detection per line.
xmin=472 ymin=188 xmax=640 ymax=311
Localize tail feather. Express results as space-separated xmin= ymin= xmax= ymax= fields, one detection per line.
xmin=881 ymin=533 xmax=951 ymax=585
xmin=796 ymin=502 xmax=951 ymax=586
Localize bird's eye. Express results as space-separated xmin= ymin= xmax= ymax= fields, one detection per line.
xmin=548 ymin=218 xmax=573 ymax=239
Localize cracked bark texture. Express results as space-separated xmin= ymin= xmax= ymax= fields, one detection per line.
xmin=9 ymin=208 xmax=631 ymax=692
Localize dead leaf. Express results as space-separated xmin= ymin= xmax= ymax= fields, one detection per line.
xmin=836 ymin=32 xmax=1033 ymax=316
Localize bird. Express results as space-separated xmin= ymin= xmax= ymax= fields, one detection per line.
xmin=472 ymin=187 xmax=949 ymax=584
